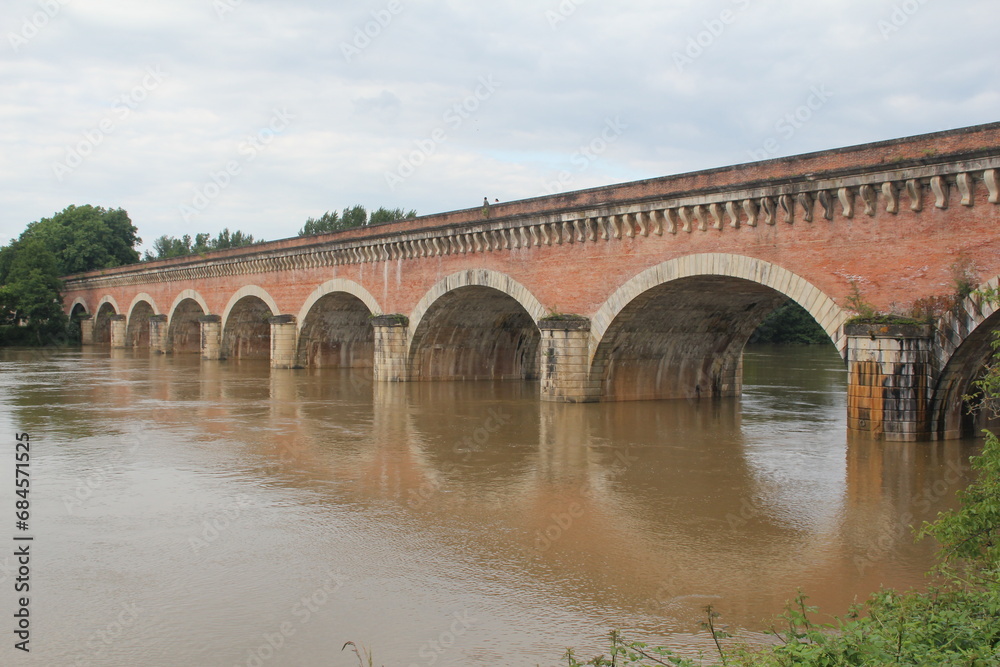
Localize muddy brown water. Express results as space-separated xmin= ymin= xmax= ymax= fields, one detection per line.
xmin=0 ymin=344 xmax=978 ymax=666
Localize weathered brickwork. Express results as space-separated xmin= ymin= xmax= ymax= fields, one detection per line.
xmin=60 ymin=123 xmax=1000 ymax=440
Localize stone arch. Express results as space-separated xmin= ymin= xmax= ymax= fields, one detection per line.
xmin=68 ymin=299 xmax=89 ymax=344
xmin=169 ymin=290 xmax=210 ymax=320
xmin=168 ymin=290 xmax=210 ymax=354
xmin=296 ymin=279 xmax=382 ymax=330
xmin=589 ymin=254 xmax=847 ymax=401
xmin=221 ymin=286 xmax=278 ymax=360
xmin=221 ymin=286 xmax=280 ymax=327
xmin=929 ymin=277 xmax=1000 ymax=439
xmin=126 ymin=297 xmax=157 ymax=349
xmin=296 ymin=280 xmax=381 ymax=368
xmin=93 ymin=296 xmax=120 ymax=345
xmin=407 ymin=270 xmax=546 ymax=381
xmin=67 ymin=297 xmax=89 ymax=316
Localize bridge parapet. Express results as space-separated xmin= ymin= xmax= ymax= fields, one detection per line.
xmin=62 ymin=162 xmax=1000 ymax=295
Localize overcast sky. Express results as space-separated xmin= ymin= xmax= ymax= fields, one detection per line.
xmin=2 ymin=0 xmax=997 ymax=253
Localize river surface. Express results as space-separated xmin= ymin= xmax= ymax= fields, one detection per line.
xmin=0 ymin=344 xmax=980 ymax=666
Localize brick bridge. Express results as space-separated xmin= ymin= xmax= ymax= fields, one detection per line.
xmin=62 ymin=123 xmax=1000 ymax=441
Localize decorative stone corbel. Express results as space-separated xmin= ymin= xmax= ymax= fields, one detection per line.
xmin=986 ymin=169 xmax=999 ymax=204
xmin=838 ymin=187 xmax=855 ymax=218
xmin=906 ymin=179 xmax=923 ymax=212
xmin=760 ymin=197 xmax=776 ymax=225
xmin=635 ymin=212 xmax=649 ymax=237
xmin=694 ymin=205 xmax=708 ymax=231
xmin=664 ymin=209 xmax=679 ymax=234
xmin=779 ymin=194 xmax=794 ymax=224
xmin=882 ymin=182 xmax=899 ymax=214
xmin=797 ymin=192 xmax=813 ymax=222
xmin=679 ymin=207 xmax=694 ymax=233
xmin=818 ymin=190 xmax=834 ymax=220
xmin=860 ymin=185 xmax=877 ymax=217
xmin=725 ymin=201 xmax=741 ymax=228
xmin=957 ymin=173 xmax=974 ymax=207
xmin=931 ymin=176 xmax=949 ymax=209
xmin=708 ymin=203 xmax=724 ymax=229
xmin=742 ymin=199 xmax=758 ymax=227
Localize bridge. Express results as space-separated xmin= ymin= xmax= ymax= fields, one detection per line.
xmin=62 ymin=122 xmax=1000 ymax=441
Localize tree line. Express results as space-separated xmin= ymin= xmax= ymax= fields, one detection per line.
xmin=0 ymin=203 xmax=417 ymax=346
xmin=297 ymin=205 xmax=416 ymax=236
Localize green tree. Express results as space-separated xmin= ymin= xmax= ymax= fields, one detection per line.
xmin=20 ymin=205 xmax=140 ymax=275
xmin=298 ymin=205 xmax=416 ymax=236
xmin=369 ymin=206 xmax=417 ymax=225
xmin=299 ymin=210 xmax=341 ymax=236
xmin=0 ymin=238 xmax=68 ymax=345
xmin=750 ymin=301 xmax=829 ymax=345
xmin=143 ymin=228 xmax=259 ymax=261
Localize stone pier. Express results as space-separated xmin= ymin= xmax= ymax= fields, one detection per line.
xmin=199 ymin=315 xmax=222 ymax=360
xmin=79 ymin=314 xmax=94 ymax=345
xmin=847 ymin=322 xmax=936 ymax=441
xmin=538 ymin=317 xmax=600 ymax=403
xmin=109 ymin=314 xmax=127 ymax=349
xmin=269 ymin=315 xmax=299 ymax=369
xmin=149 ymin=314 xmax=168 ymax=354
xmin=372 ymin=315 xmax=410 ymax=382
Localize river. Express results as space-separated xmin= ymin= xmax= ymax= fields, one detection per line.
xmin=0 ymin=344 xmax=979 ymax=666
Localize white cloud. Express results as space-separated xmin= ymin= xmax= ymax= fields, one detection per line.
xmin=1 ymin=0 xmax=997 ymax=254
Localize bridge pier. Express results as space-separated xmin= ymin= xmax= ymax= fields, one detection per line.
xmin=199 ymin=315 xmax=223 ymax=360
xmin=109 ymin=315 xmax=127 ymax=349
xmin=539 ymin=317 xmax=600 ymax=403
xmin=149 ymin=315 xmax=168 ymax=353
xmin=79 ymin=314 xmax=94 ymax=345
xmin=269 ymin=315 xmax=299 ymax=369
xmin=846 ymin=323 xmax=936 ymax=441
xmin=372 ymin=315 xmax=410 ymax=382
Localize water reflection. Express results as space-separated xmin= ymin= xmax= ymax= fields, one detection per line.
xmin=0 ymin=344 xmax=979 ymax=666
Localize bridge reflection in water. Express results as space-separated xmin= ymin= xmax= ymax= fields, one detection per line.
xmin=2 ymin=343 xmax=977 ymax=666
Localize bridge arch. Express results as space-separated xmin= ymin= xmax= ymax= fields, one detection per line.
xmin=295 ymin=280 xmax=382 ymax=368
xmin=93 ymin=296 xmax=121 ymax=345
xmin=67 ymin=297 xmax=89 ymax=316
xmin=930 ymin=278 xmax=1000 ymax=438
xmin=167 ymin=290 xmax=210 ymax=354
xmin=126 ymin=294 xmax=159 ymax=349
xmin=589 ymin=254 xmax=848 ymax=401
xmin=221 ymin=286 xmax=279 ymax=360
xmin=68 ymin=298 xmax=89 ymax=344
xmin=407 ymin=270 xmax=547 ymax=381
